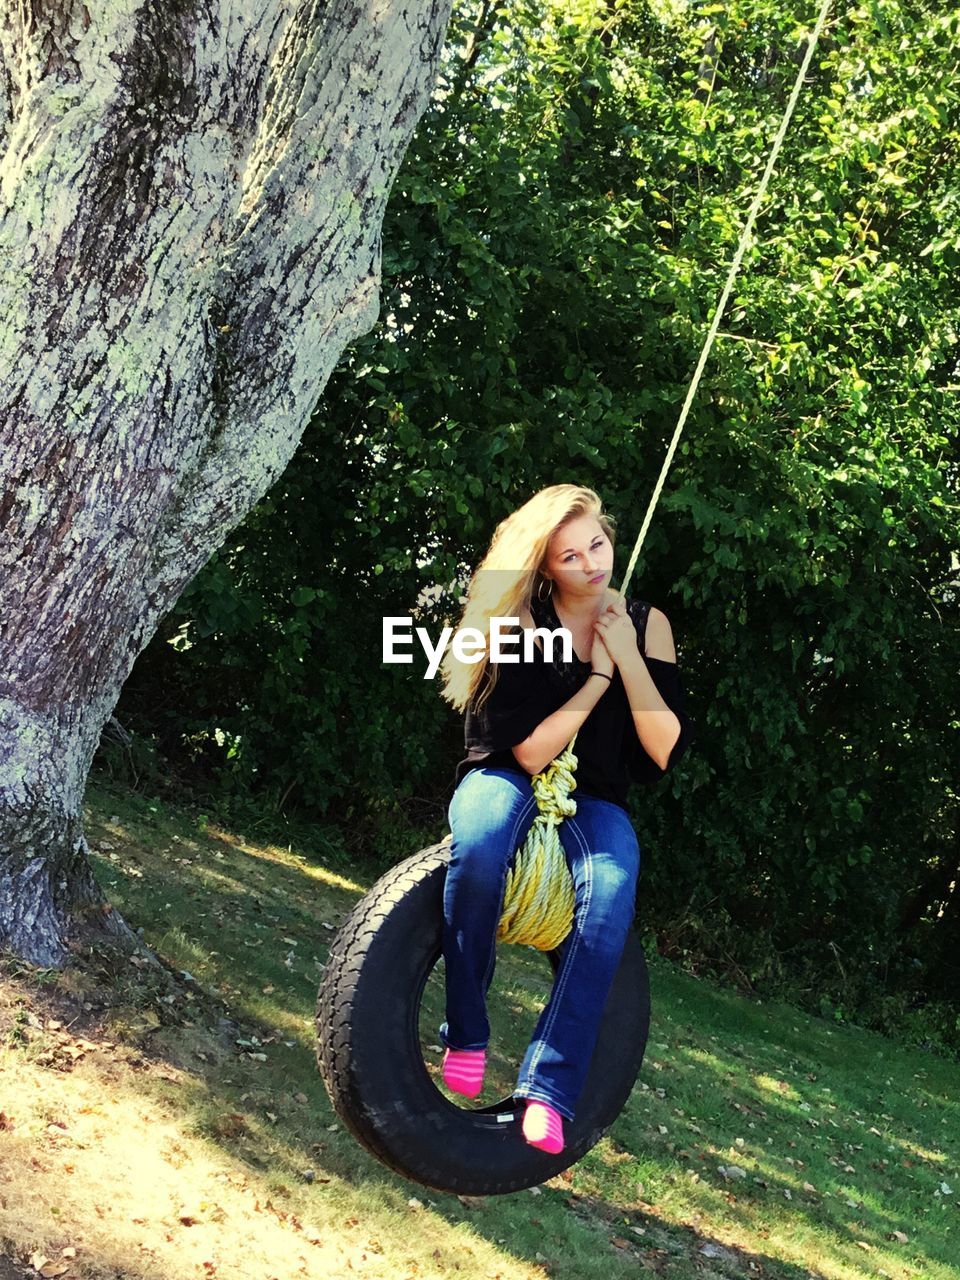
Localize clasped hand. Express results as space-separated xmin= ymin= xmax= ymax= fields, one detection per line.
xmin=589 ymin=590 xmax=638 ymax=678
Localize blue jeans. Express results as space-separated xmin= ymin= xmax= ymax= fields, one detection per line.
xmin=439 ymin=766 xmax=641 ymax=1121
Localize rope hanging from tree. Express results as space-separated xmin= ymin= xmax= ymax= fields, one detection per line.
xmin=496 ymin=754 xmax=578 ymax=949
xmin=495 ymin=0 xmax=835 ymax=952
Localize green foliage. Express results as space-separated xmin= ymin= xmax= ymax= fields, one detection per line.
xmin=117 ymin=0 xmax=960 ymax=1042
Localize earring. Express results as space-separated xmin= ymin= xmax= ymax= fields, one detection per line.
xmin=536 ymin=576 xmax=553 ymax=602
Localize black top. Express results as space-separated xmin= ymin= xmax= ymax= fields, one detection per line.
xmin=453 ymin=595 xmax=696 ymax=809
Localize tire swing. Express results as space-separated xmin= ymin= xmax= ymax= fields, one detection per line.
xmin=316 ymin=0 xmax=832 ymax=1196
xmin=316 ymin=836 xmax=651 ymax=1195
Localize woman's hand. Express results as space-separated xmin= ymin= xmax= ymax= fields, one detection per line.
xmin=593 ymin=592 xmax=639 ymax=667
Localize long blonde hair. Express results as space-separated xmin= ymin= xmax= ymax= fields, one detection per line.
xmin=439 ymin=484 xmax=616 ymax=714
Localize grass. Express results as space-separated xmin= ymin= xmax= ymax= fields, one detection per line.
xmin=0 ymin=775 xmax=957 ymax=1280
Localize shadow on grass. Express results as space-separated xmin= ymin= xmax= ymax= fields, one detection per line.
xmin=38 ymin=778 xmax=956 ymax=1280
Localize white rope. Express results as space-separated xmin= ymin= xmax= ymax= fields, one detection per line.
xmin=619 ymin=0 xmax=834 ymax=598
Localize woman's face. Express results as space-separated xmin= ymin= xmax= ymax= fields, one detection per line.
xmin=542 ymin=514 xmax=614 ymax=603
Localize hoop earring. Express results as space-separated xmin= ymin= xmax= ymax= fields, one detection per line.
xmin=536 ymin=576 xmax=553 ymax=603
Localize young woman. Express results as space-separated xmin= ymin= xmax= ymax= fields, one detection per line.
xmin=438 ymin=484 xmax=695 ymax=1155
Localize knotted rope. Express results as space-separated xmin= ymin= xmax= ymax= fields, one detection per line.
xmin=496 ymin=749 xmax=578 ymax=950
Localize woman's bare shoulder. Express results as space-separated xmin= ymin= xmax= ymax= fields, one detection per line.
xmin=643 ymin=604 xmax=678 ymax=663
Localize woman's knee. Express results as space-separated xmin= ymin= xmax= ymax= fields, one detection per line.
xmin=568 ymin=860 xmax=637 ymax=958
xmin=562 ymin=812 xmax=640 ymax=928
xmin=564 ymin=806 xmax=641 ymax=873
xmin=587 ymin=853 xmax=639 ymax=918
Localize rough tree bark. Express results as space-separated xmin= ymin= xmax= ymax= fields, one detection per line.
xmin=0 ymin=0 xmax=451 ymax=967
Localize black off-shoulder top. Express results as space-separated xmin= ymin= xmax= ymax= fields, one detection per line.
xmin=452 ymin=595 xmax=696 ymax=809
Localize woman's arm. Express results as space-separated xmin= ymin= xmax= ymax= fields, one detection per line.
xmin=597 ymin=602 xmax=682 ymax=772
xmin=511 ymin=676 xmax=610 ymax=775
xmin=509 ymin=602 xmax=611 ymax=776
xmin=618 ymin=653 xmax=681 ymax=771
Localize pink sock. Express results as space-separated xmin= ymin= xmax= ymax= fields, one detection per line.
xmin=522 ymin=1101 xmax=565 ymax=1154
xmin=442 ymin=1047 xmax=486 ymax=1098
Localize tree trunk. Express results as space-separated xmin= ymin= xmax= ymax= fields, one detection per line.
xmin=0 ymin=0 xmax=451 ymax=966
xmin=0 ymin=700 xmax=139 ymax=966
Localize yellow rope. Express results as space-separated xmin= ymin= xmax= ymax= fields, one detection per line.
xmin=496 ymin=745 xmax=578 ymax=950
xmin=490 ymin=0 xmax=834 ymax=953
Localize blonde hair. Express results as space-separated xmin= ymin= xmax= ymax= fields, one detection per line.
xmin=439 ymin=484 xmax=616 ymax=714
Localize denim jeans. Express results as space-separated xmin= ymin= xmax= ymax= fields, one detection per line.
xmin=439 ymin=765 xmax=641 ymax=1121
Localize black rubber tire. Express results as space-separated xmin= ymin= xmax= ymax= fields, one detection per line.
xmin=316 ymin=839 xmax=650 ymax=1195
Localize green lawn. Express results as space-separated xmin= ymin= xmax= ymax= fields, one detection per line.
xmin=1 ymin=776 xmax=956 ymax=1280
